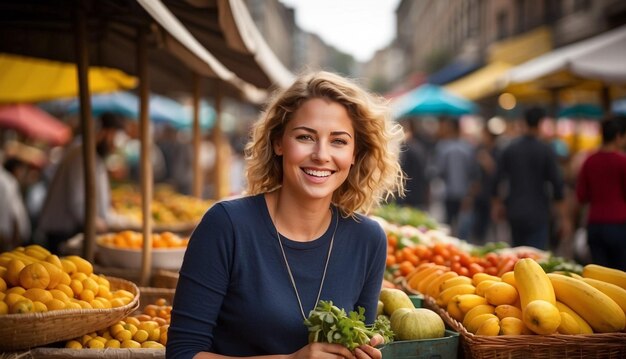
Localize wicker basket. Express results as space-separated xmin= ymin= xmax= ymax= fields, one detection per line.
xmin=423 ymin=296 xmax=626 ymax=359
xmin=0 ymin=277 xmax=139 ymax=352
xmin=150 ymin=269 xmax=179 ymax=289
xmin=137 ymin=287 xmax=176 ymax=311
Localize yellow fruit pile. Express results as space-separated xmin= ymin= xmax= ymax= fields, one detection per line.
xmin=407 ymin=260 xmax=626 ymax=336
xmin=0 ymin=245 xmax=135 ymax=315
xmin=111 ymin=184 xmax=213 ymax=226
xmin=99 ymin=230 xmax=189 ymax=250
xmin=64 ymin=297 xmax=171 ymax=349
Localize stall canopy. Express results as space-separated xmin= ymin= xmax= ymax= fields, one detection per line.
xmin=502 ymin=24 xmax=626 ymax=88
xmin=0 ymin=53 xmax=137 ymax=103
xmin=391 ymin=84 xmax=478 ymax=118
xmin=445 ymin=26 xmax=553 ymax=101
xmin=0 ymin=103 xmax=71 ymax=145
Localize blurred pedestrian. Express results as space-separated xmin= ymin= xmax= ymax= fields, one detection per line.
xmin=396 ymin=118 xmax=429 ymax=210
xmin=0 ymin=152 xmax=31 ymax=251
xmin=575 ymin=117 xmax=626 ymax=271
xmin=492 ymin=107 xmax=572 ymax=250
xmin=36 ymin=112 xmax=127 ymax=254
xmin=433 ymin=117 xmax=478 ymax=239
xmin=471 ymin=127 xmax=499 ymax=244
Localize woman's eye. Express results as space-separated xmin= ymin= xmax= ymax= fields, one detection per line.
xmin=332 ymin=138 xmax=348 ymax=145
xmin=296 ymin=134 xmax=314 ymax=141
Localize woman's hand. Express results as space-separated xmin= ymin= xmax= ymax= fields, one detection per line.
xmin=353 ymin=334 xmax=383 ymax=359
xmin=291 ymin=342 xmax=356 ymax=359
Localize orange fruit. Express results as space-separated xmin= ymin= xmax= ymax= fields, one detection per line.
xmin=39 ymin=261 xmax=63 ymax=289
xmin=0 ymin=301 xmax=8 ymax=315
xmin=23 ymin=288 xmax=53 ymax=303
xmin=46 ymin=298 xmax=67 ymax=311
xmin=6 ymin=259 xmax=26 ymax=286
xmin=0 ymin=277 xmax=7 ymax=292
xmin=32 ymin=301 xmax=48 ymax=312
xmin=19 ymin=266 xmax=49 ymax=291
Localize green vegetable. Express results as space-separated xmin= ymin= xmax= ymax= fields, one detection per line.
xmin=538 ymin=256 xmax=583 ymax=275
xmin=304 ymin=300 xmax=394 ymax=351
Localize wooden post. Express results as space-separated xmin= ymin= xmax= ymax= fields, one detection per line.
xmin=137 ymin=26 xmax=153 ymax=286
xmin=74 ymin=2 xmax=96 ymax=262
xmin=212 ymin=82 xmax=229 ymax=199
xmin=192 ymin=73 xmax=203 ymax=198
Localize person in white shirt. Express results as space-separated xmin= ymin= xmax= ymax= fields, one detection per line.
xmin=0 ymin=154 xmax=31 ymax=251
xmin=36 ymin=112 xmax=126 ymax=254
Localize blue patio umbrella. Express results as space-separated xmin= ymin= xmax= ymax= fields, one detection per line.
xmin=39 ymin=91 xmax=215 ymax=128
xmin=391 ymin=84 xmax=478 ymax=118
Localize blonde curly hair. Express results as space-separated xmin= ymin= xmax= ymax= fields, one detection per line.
xmin=244 ymin=71 xmax=405 ymax=216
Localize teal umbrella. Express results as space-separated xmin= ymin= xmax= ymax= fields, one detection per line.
xmin=392 ymin=84 xmax=478 ymax=118
xmin=558 ymin=104 xmax=604 ymax=119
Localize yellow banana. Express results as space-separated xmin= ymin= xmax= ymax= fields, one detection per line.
xmin=452 ymin=293 xmax=488 ymax=313
xmin=417 ymin=268 xmax=447 ymax=294
xmin=440 ymin=275 xmax=472 ymax=292
xmin=500 ymin=271 xmax=517 ymax=288
xmin=555 ymin=301 xmax=593 ymax=334
xmin=447 ymin=298 xmax=465 ymax=322
xmin=467 ymin=313 xmax=498 ymax=334
xmin=552 ymin=271 xmax=583 ymax=280
xmin=407 ymin=264 xmax=446 ymax=292
xmin=472 ymin=272 xmax=501 ymax=286
xmin=557 ymin=312 xmax=581 ymax=335
xmin=475 ymin=279 xmax=498 ymax=297
xmin=437 ymin=284 xmax=476 ymax=307
xmin=494 ymin=304 xmax=523 ymax=320
xmin=514 ymin=258 xmax=556 ymax=308
xmin=581 ymin=277 xmax=626 ymax=314
xmin=548 ymin=273 xmax=625 ymax=333
xmin=426 ymin=271 xmax=458 ymax=299
xmin=475 ymin=317 xmax=500 ymax=336
xmin=582 ymin=264 xmax=626 ymax=290
xmin=463 ymin=304 xmax=495 ymax=329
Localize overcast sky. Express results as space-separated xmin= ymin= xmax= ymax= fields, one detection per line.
xmin=278 ymin=0 xmax=401 ymax=62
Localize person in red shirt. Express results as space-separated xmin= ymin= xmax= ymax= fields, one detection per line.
xmin=576 ymin=117 xmax=626 ymax=270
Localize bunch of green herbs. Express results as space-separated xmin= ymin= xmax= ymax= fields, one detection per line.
xmin=304 ymin=300 xmax=394 ymax=351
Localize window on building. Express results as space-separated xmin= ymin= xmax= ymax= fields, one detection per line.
xmin=515 ymin=0 xmax=526 ymax=34
xmin=497 ymin=10 xmax=509 ymax=40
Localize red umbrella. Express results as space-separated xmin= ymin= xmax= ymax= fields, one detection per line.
xmin=0 ymin=103 xmax=71 ymax=145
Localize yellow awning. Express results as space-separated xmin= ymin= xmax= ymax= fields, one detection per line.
xmin=445 ymin=62 xmax=512 ymax=101
xmin=488 ymin=26 xmax=552 ymax=65
xmin=0 ymin=53 xmax=137 ymax=103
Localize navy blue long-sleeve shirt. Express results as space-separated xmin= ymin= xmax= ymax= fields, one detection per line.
xmin=166 ymin=194 xmax=387 ymax=358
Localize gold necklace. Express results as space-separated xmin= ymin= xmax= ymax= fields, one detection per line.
xmin=274 ymin=206 xmax=338 ymax=321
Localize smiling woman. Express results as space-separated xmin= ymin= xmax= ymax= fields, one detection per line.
xmin=166 ymin=71 xmax=404 ymax=359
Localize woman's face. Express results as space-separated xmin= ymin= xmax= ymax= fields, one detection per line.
xmin=274 ymin=98 xmax=356 ymax=202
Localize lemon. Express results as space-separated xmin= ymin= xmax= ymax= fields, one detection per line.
xmin=86 ymin=338 xmax=105 ymax=349
xmin=0 ymin=301 xmax=8 ymax=315
xmin=65 ymin=340 xmax=82 ymax=349
xmin=46 ymin=298 xmax=67 ymax=311
xmin=133 ymin=329 xmax=149 ymax=343
xmin=105 ymin=339 xmax=121 ymax=348
xmin=120 ymin=339 xmax=141 ymax=349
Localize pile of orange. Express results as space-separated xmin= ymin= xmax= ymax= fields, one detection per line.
xmin=0 ymin=245 xmax=134 ymax=315
xmin=99 ymin=231 xmax=189 ymax=250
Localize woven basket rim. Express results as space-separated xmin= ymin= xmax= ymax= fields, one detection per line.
xmin=0 ymin=276 xmax=139 ymax=351
xmin=422 ymin=294 xmax=626 ymax=349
